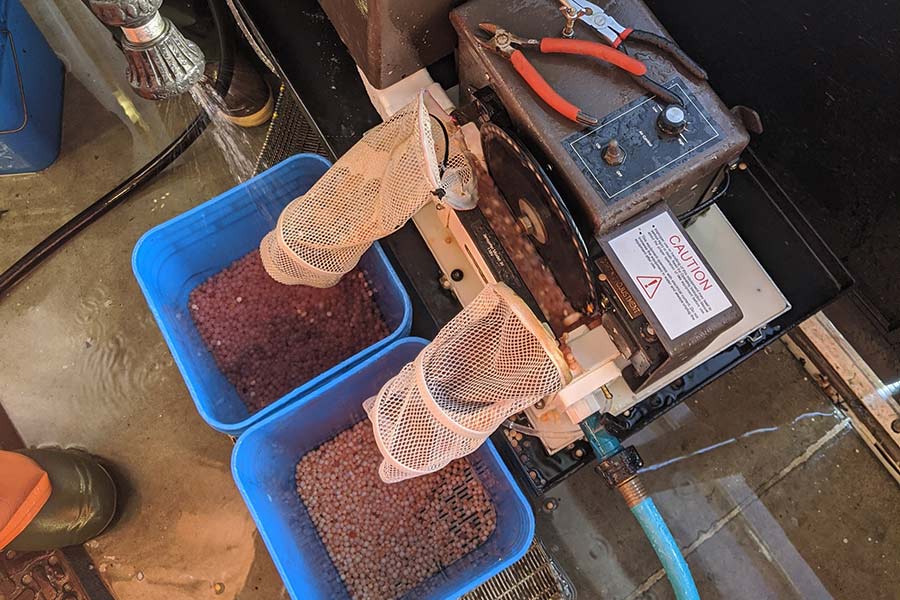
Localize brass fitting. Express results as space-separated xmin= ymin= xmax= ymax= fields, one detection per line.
xmin=617 ymin=475 xmax=648 ymax=508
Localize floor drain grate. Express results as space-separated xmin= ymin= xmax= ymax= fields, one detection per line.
xmin=460 ymin=539 xmax=575 ymax=600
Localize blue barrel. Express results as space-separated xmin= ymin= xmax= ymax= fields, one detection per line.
xmin=0 ymin=0 xmax=64 ymax=174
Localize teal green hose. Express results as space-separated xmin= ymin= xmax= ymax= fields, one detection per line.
xmin=580 ymin=415 xmax=700 ymax=600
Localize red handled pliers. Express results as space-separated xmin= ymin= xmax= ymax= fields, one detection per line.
xmin=558 ymin=0 xmax=707 ymax=106
xmin=476 ymin=22 xmax=647 ymax=126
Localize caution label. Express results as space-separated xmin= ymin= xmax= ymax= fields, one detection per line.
xmin=607 ymin=211 xmax=732 ymax=339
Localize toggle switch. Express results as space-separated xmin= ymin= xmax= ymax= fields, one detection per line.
xmin=603 ymin=139 xmax=626 ymax=166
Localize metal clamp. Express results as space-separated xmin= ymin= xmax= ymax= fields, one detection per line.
xmin=0 ymin=30 xmax=28 ymax=135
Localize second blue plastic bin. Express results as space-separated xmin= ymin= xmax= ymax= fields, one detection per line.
xmin=1 ymin=0 xmax=64 ymax=174
xmin=232 ymin=338 xmax=535 ymax=600
xmin=132 ymin=155 xmax=412 ymax=435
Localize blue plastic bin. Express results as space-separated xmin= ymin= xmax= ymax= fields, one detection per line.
xmin=232 ymin=337 xmax=535 ymax=600
xmin=132 ymin=155 xmax=412 ymax=435
xmin=0 ymin=0 xmax=64 ymax=174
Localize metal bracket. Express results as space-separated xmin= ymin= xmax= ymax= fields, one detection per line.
xmin=731 ymin=105 xmax=764 ymax=135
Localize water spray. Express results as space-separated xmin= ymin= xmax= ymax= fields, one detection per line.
xmin=84 ymin=0 xmax=206 ymax=100
xmin=0 ymin=0 xmax=234 ymax=298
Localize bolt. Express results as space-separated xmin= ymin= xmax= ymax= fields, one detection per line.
xmin=738 ymin=162 xmax=748 ymax=171
xmin=450 ymin=269 xmax=464 ymax=282
xmin=5 ymin=550 xmax=16 ymax=560
xmin=21 ymin=574 xmax=33 ymax=585
xmin=598 ymin=273 xmax=608 ymax=282
xmin=214 ymin=582 xmax=226 ymax=595
xmin=891 ymin=418 xmax=900 ymax=434
xmin=529 ymin=470 xmax=538 ymax=480
xmin=439 ymin=275 xmax=452 ymax=290
xmin=543 ymin=498 xmax=560 ymax=512
xmin=573 ymin=447 xmax=586 ymax=459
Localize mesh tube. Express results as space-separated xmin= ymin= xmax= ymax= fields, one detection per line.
xmin=260 ymin=91 xmax=474 ymax=287
xmin=364 ymin=284 xmax=570 ymax=483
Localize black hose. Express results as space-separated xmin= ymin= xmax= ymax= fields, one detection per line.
xmin=0 ymin=0 xmax=236 ymax=298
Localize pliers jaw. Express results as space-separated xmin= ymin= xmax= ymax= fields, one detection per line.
xmin=557 ymin=0 xmax=627 ymax=45
xmin=476 ymin=23 xmax=540 ymax=58
xmin=558 ymin=0 xmax=593 ymax=39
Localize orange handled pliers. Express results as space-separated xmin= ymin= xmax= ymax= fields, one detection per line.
xmin=476 ymin=23 xmax=647 ymax=126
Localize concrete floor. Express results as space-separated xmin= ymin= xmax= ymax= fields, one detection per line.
xmin=538 ymin=342 xmax=899 ymax=599
xmin=1 ymin=48 xmax=898 ymax=600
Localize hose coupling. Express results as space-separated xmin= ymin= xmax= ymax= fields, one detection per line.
xmin=617 ymin=475 xmax=648 ymax=508
xmin=594 ymin=445 xmax=643 ymax=487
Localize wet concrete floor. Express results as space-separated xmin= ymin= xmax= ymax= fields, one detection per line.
xmin=1 ymin=25 xmax=898 ymax=600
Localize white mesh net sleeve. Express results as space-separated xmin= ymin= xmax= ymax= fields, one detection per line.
xmin=260 ymin=91 xmax=475 ymax=288
xmin=364 ymin=283 xmax=571 ymax=483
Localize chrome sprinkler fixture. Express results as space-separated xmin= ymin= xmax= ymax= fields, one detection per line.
xmin=86 ymin=0 xmax=205 ymax=100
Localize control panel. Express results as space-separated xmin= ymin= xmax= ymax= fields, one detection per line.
xmin=563 ymin=79 xmax=721 ymax=205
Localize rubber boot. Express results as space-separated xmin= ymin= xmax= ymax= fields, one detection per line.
xmin=4 ymin=448 xmax=117 ymax=551
xmin=206 ymin=51 xmax=274 ymax=128
xmin=0 ymin=451 xmax=51 ymax=549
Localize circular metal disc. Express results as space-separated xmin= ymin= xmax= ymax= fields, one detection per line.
xmin=480 ymin=122 xmax=598 ymax=315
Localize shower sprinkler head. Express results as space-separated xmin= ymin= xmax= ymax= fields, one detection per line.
xmin=86 ymin=0 xmax=205 ymax=100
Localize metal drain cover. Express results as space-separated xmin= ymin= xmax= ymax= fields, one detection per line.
xmin=461 ymin=538 xmax=575 ymax=600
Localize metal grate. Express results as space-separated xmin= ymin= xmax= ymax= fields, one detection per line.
xmin=460 ymin=539 xmax=576 ymax=600
xmin=254 ymin=84 xmax=331 ymax=174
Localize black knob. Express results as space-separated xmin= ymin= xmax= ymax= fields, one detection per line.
xmin=657 ymin=104 xmax=688 ymax=136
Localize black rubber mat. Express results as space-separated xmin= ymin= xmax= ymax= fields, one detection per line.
xmin=646 ymin=0 xmax=900 ymax=383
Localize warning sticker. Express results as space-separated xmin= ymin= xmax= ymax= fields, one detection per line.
xmin=607 ymin=211 xmax=732 ymax=339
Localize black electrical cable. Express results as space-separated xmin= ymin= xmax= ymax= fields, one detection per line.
xmin=429 ymin=114 xmax=450 ymax=174
xmin=678 ymin=169 xmax=732 ymax=223
xmin=0 ymin=0 xmax=236 ymax=299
